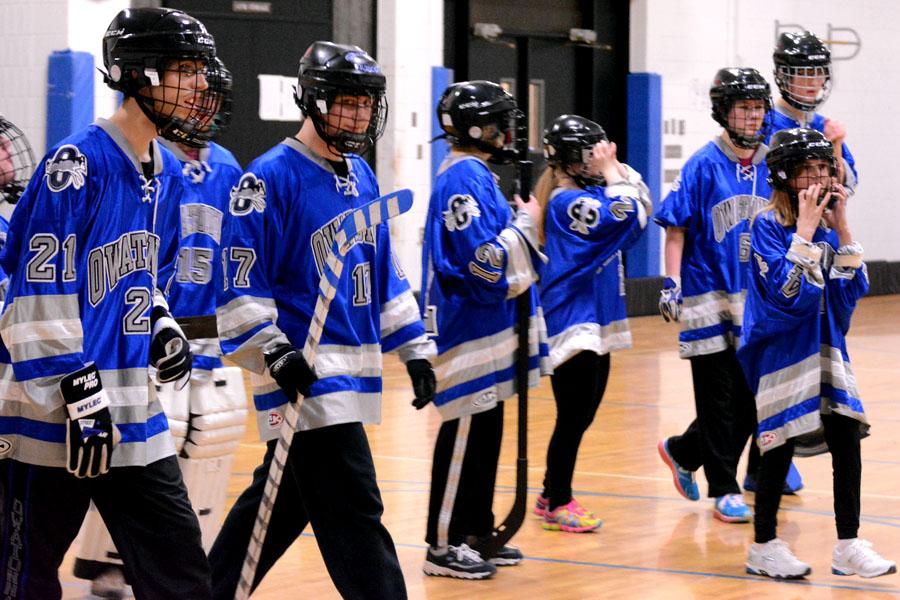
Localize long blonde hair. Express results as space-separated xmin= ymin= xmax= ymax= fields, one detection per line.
xmin=755 ymin=189 xmax=796 ymax=228
xmin=534 ymin=165 xmax=562 ymax=245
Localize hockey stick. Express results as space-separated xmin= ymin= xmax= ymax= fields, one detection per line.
xmin=479 ymin=89 xmax=532 ymax=559
xmin=235 ymin=188 xmax=414 ymax=600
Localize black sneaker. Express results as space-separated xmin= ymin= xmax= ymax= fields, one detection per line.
xmin=486 ymin=544 xmax=523 ymax=567
xmin=423 ymin=544 xmax=497 ymax=580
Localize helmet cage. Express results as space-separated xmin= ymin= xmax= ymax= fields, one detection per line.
xmin=711 ymin=83 xmax=772 ymax=149
xmin=297 ymin=81 xmax=388 ymax=156
xmin=767 ymin=133 xmax=836 ymax=200
xmin=774 ymin=64 xmax=832 ymax=112
xmin=0 ymin=117 xmax=35 ymax=204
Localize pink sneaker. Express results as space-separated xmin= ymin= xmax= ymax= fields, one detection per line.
xmin=542 ymin=499 xmax=602 ymax=533
xmin=534 ymin=495 xmax=549 ymax=517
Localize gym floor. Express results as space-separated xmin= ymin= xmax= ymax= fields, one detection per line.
xmin=61 ymin=294 xmax=900 ymax=599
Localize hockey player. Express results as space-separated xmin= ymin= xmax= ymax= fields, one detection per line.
xmin=0 ymin=7 xmax=218 ymax=599
xmin=0 ymin=115 xmax=34 ymax=294
xmin=741 ymin=127 xmax=895 ymax=579
xmin=72 ymin=58 xmax=244 ymax=599
xmin=208 ymin=41 xmax=435 ymax=599
xmin=766 ymin=31 xmax=857 ymax=192
xmin=420 ymin=80 xmax=550 ymax=580
xmin=654 ymin=68 xmax=771 ymax=523
xmin=533 ymin=114 xmax=651 ymax=532
xmin=741 ymin=30 xmax=851 ymax=496
xmin=0 ymin=115 xmax=35 ymax=206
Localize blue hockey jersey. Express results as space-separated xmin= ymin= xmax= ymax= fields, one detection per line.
xmin=763 ymin=107 xmax=858 ymax=191
xmin=655 ymin=138 xmax=771 ymax=357
xmin=539 ymin=166 xmax=651 ymax=368
xmin=0 ymin=119 xmax=182 ymax=468
xmin=159 ymin=140 xmax=242 ymax=376
xmin=215 ymin=138 xmax=434 ymax=439
xmin=738 ymin=210 xmax=869 ymax=454
xmin=421 ymin=154 xmax=551 ymax=421
xmin=0 ymin=215 xmax=9 ymax=299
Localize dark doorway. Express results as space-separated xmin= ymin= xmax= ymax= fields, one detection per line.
xmin=444 ymin=0 xmax=629 ymax=178
xmin=163 ymin=0 xmax=333 ymax=166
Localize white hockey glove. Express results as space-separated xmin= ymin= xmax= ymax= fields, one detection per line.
xmin=150 ymin=306 xmax=192 ymax=390
xmin=61 ymin=363 xmax=121 ymax=478
xmin=659 ymin=276 xmax=682 ymax=323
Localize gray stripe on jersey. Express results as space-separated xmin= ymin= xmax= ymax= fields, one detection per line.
xmin=217 ymin=295 xmax=280 ymax=341
xmin=227 ymin=324 xmax=290 ymax=375
xmin=255 ymin=391 xmax=383 ymax=440
xmin=548 ymin=319 xmax=632 ymax=368
xmin=380 ymin=290 xmax=421 ymax=338
xmin=2 ymin=292 xmax=80 ymax=325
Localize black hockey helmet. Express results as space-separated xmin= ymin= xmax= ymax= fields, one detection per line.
xmin=203 ymin=57 xmax=233 ymax=142
xmin=0 ymin=115 xmax=35 ymax=204
xmin=542 ymin=114 xmax=608 ymax=187
xmin=436 ymin=80 xmax=520 ymax=164
xmin=773 ymin=31 xmax=832 ymax=111
xmin=102 ymin=7 xmax=220 ymax=147
xmin=766 ymin=127 xmax=835 ymax=193
xmin=709 ymin=67 xmax=772 ymax=149
xmin=294 ymin=41 xmax=387 ymax=155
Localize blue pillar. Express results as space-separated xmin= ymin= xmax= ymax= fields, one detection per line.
xmin=625 ymin=72 xmax=662 ymax=277
xmin=46 ymin=50 xmax=94 ymax=152
xmin=431 ymin=66 xmax=453 ymax=181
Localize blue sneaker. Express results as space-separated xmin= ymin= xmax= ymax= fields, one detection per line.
xmin=744 ymin=462 xmax=804 ymax=495
xmin=657 ymin=439 xmax=700 ymax=501
xmin=714 ymin=493 xmax=752 ymax=523
xmin=784 ymin=462 xmax=804 ymax=494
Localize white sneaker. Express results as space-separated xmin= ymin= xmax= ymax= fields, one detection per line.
xmin=832 ymin=539 xmax=897 ymax=578
xmin=89 ymin=567 xmax=133 ymax=599
xmin=746 ymin=539 xmax=811 ymax=579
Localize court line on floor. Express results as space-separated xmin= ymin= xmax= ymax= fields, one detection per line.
xmin=372 ymin=480 xmax=900 ymax=525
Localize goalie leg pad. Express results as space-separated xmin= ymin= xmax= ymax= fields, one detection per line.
xmin=179 ymin=453 xmax=236 ymax=552
xmin=73 ymin=502 xmax=123 ymax=580
xmin=153 ymin=379 xmax=190 ymax=454
xmin=178 ymin=366 xmax=249 ymax=550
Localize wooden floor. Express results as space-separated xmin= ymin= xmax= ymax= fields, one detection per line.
xmin=61 ymin=295 xmax=900 ymax=599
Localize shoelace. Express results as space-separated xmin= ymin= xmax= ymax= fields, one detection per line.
xmin=452 ymin=543 xmax=483 ymax=563
xmin=720 ymin=494 xmax=745 ymax=509
xmin=766 ymin=539 xmax=802 ymax=563
xmin=843 ymin=539 xmax=885 ymax=564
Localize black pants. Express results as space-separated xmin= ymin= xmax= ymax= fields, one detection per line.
xmin=666 ymin=349 xmax=757 ymax=497
xmin=754 ymin=413 xmax=862 ymax=543
xmin=208 ymin=422 xmax=406 ymax=600
xmin=425 ymin=403 xmax=503 ymax=547
xmin=0 ymin=456 xmax=210 ymax=600
xmin=542 ymin=351 xmax=610 ymax=511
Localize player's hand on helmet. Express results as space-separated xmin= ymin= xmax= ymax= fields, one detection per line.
xmin=61 ymin=363 xmax=121 ymax=478
xmin=265 ymin=344 xmax=317 ymax=401
xmin=659 ymin=276 xmax=682 ymax=323
xmin=588 ymin=140 xmax=625 ymax=185
xmin=514 ymin=193 xmax=542 ymax=223
xmin=150 ymin=307 xmax=192 ymax=391
xmin=406 ymin=359 xmax=436 ymax=410
xmin=823 ymin=184 xmax=850 ymax=238
xmin=796 ymin=183 xmax=829 ymax=242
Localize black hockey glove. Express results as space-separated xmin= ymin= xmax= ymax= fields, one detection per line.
xmin=150 ymin=306 xmax=192 ymax=390
xmin=61 ymin=363 xmax=121 ymax=478
xmin=407 ymin=359 xmax=436 ymax=410
xmin=265 ymin=344 xmax=317 ymax=401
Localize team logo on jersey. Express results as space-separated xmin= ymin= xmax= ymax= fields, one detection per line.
xmin=754 ymin=252 xmax=769 ymax=279
xmin=229 ymin=173 xmax=266 ymax=216
xmin=711 ymin=195 xmax=767 ymax=242
xmin=334 ymin=171 xmax=359 ymax=197
xmin=566 ymin=196 xmax=601 ymax=234
xmin=182 ymin=159 xmax=211 ymax=184
xmin=268 ymin=410 xmax=284 ymax=429
xmin=758 ymin=431 xmax=778 ymax=449
xmin=44 ymin=145 xmax=87 ymax=192
xmin=443 ymin=194 xmax=481 ymax=232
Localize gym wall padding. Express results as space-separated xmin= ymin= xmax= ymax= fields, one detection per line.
xmin=46 ymin=50 xmax=94 ymax=152
xmin=625 ymin=72 xmax=662 ymax=278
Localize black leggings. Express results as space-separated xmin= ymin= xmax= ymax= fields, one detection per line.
xmin=542 ymin=351 xmax=610 ymax=511
xmin=754 ymin=413 xmax=862 ymax=543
